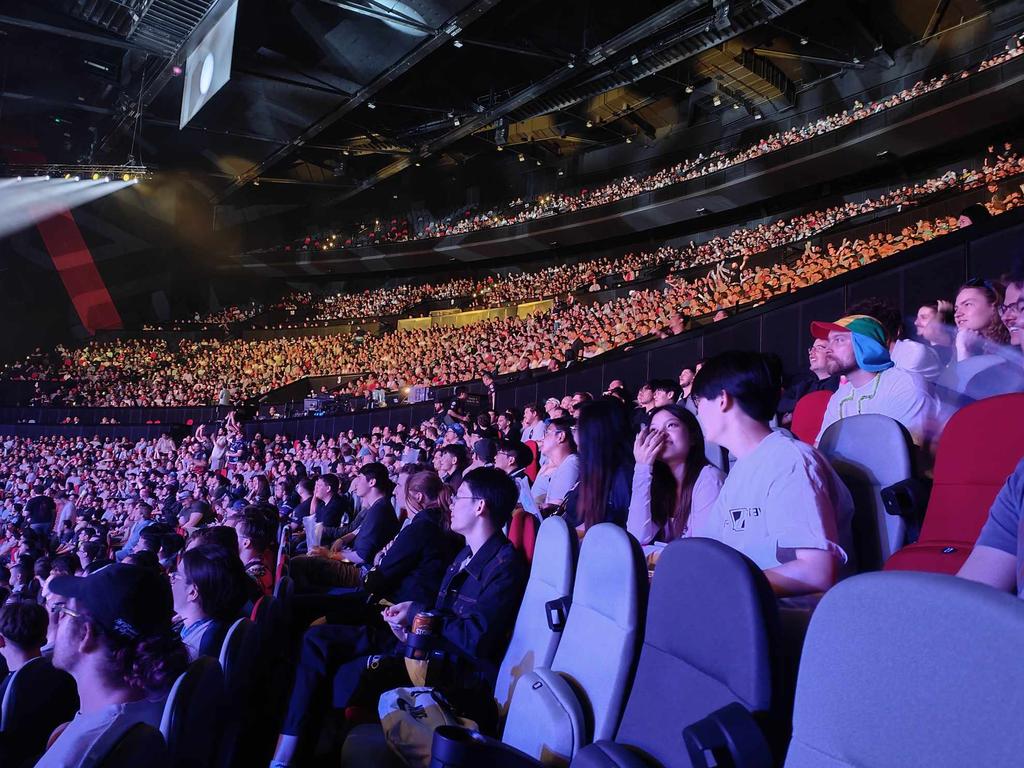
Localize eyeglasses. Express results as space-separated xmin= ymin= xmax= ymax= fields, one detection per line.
xmin=454 ymin=494 xmax=484 ymax=503
xmin=997 ymin=300 xmax=1024 ymax=315
xmin=807 ymin=345 xmax=828 ymax=354
xmin=51 ymin=602 xmax=83 ymax=620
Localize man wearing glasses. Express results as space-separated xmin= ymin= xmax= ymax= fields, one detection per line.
xmin=777 ymin=339 xmax=840 ymax=426
xmin=36 ymin=564 xmax=189 ymax=768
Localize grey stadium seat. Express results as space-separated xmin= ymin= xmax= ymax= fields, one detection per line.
xmin=785 ymin=571 xmax=1024 ymax=768
xmin=817 ymin=414 xmax=915 ymax=571
xmin=573 ymin=538 xmax=784 ymax=768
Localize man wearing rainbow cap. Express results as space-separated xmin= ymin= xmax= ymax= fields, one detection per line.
xmin=812 ymin=314 xmax=936 ymax=446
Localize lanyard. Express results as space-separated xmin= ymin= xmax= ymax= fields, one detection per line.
xmin=836 ymin=372 xmax=884 ymax=419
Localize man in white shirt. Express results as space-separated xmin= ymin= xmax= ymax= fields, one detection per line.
xmin=520 ymin=403 xmax=547 ymax=443
xmin=812 ymin=314 xmax=936 ymax=447
xmin=691 ymin=351 xmax=854 ymax=600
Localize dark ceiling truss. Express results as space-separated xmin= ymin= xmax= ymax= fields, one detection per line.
xmin=211 ymin=0 xmax=508 ymax=203
xmin=319 ymin=0 xmax=809 ymax=208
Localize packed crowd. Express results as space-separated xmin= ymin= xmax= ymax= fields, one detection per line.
xmin=244 ymin=142 xmax=1024 ymax=326
xmin=9 ymin=144 xmax=1023 ymax=409
xmin=279 ymin=31 xmax=1024 ymax=252
xmin=2 ymin=253 xmax=1024 ymax=765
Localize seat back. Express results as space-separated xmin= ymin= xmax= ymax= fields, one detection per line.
xmin=610 ymin=538 xmax=781 ymax=768
xmin=495 ymin=516 xmax=576 ymax=725
xmin=790 ymin=390 xmax=832 ymax=445
xmin=886 ymin=393 xmax=1024 ymax=573
xmin=0 ymin=657 xmax=79 ymax=767
xmin=160 ymin=656 xmax=224 ymax=768
xmin=218 ymin=618 xmax=260 ymax=701
xmin=505 ymin=524 xmax=644 ymax=755
xmin=524 ymin=440 xmax=540 ymax=483
xmin=507 ymin=510 xmax=540 ymax=564
xmin=786 ymin=571 xmax=1024 ymax=768
xmin=818 ymin=415 xmax=915 ymax=571
xmin=96 ymin=723 xmax=170 ymax=768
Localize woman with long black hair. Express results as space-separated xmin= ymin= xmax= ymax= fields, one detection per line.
xmin=564 ymin=398 xmax=634 ymax=532
xmin=628 ymin=404 xmax=725 ymax=544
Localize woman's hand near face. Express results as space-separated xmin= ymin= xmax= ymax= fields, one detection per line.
xmin=633 ymin=426 xmax=666 ymax=466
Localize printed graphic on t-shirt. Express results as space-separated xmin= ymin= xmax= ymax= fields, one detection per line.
xmin=729 ymin=507 xmax=761 ymax=531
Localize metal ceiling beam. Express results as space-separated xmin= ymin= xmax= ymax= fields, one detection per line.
xmin=321 ymin=0 xmax=713 ymax=206
xmin=212 ymin=0 xmax=507 ymax=203
xmin=752 ymin=47 xmax=865 ymax=69
xmin=923 ymin=0 xmax=952 ymax=40
xmin=0 ymin=12 xmax=166 ymax=55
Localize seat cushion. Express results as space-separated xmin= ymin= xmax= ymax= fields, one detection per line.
xmin=572 ymin=740 xmax=653 ymax=768
xmin=341 ymin=723 xmax=404 ymax=768
xmin=883 ymin=542 xmax=973 ymax=575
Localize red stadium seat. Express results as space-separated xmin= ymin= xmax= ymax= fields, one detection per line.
xmin=885 ymin=393 xmax=1024 ymax=575
xmin=524 ymin=440 xmax=540 ymax=483
xmin=508 ymin=509 xmax=539 ymax=564
xmin=791 ymin=390 xmax=833 ymax=445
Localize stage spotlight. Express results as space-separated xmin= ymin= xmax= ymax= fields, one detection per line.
xmin=453 ymin=39 xmax=463 ymax=48
xmin=518 ymin=153 xmax=524 ymax=162
xmin=453 ymin=117 xmax=460 ymax=126
xmin=92 ymin=172 xmax=100 ymax=180
xmin=713 ymin=95 xmax=722 ymax=107
xmin=800 ymin=36 xmax=808 ymax=45
xmin=625 ymin=136 xmax=632 ymax=143
xmin=685 ymin=84 xmax=694 ymax=94
xmin=496 ymin=145 xmax=503 ymax=151
xmin=733 ymin=102 xmax=740 ymax=110
xmin=65 ymin=173 xmax=72 ymax=180
xmin=535 ymin=160 xmax=541 ymax=166
xmin=630 ymin=54 xmax=639 ymax=65
xmin=367 ymin=101 xmax=376 ymax=109
xmin=123 ymin=173 xmax=131 ymax=182
xmin=72 ymin=176 xmax=80 ymax=182
xmin=557 ymin=169 xmax=564 ymax=176
xmin=586 ymin=119 xmax=593 ymax=128
xmin=754 ymin=110 xmax=762 ymax=120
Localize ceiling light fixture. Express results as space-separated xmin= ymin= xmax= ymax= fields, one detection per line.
xmin=625 ymin=136 xmax=632 ymax=143
xmin=800 ymin=36 xmax=808 ymax=45
xmin=535 ymin=160 xmax=541 ymax=166
xmin=586 ymin=119 xmax=593 ymax=128
xmin=733 ymin=102 xmax=740 ymax=110
xmin=712 ymin=95 xmax=722 ymax=107
xmin=685 ymin=84 xmax=694 ymax=94
xmin=630 ymin=54 xmax=639 ymax=65
xmin=518 ymin=153 xmax=525 ymax=162
xmin=453 ymin=117 xmax=460 ymax=126
xmin=453 ymin=39 xmax=463 ymax=48
xmin=754 ymin=110 xmax=762 ymax=120
xmin=367 ymin=101 xmax=376 ymax=109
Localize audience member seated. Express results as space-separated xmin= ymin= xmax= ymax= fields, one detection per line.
xmin=957 ymin=458 xmax=1024 ymax=594
xmin=171 ymin=542 xmax=249 ymax=659
xmin=227 ymin=511 xmax=275 ymax=596
xmin=0 ymin=598 xmax=79 ymax=768
xmin=627 ymin=404 xmax=725 ymax=545
xmin=690 ymin=351 xmax=854 ymax=601
xmin=562 ymin=399 xmax=634 ymax=533
xmin=849 ymin=297 xmax=943 ymax=382
xmin=495 ymin=440 xmax=540 ymax=519
xmin=532 ymin=417 xmax=580 ymax=515
xmin=269 ymin=467 xmax=526 ymax=766
xmin=777 ymin=338 xmax=840 ymax=425
xmin=36 ymin=564 xmax=190 ymax=767
xmin=290 ymin=463 xmax=400 ymax=592
xmin=813 ymin=314 xmax=937 ymax=447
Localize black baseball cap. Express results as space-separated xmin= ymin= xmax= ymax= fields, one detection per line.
xmin=49 ymin=563 xmax=173 ymax=642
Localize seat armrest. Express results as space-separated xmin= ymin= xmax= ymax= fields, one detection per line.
xmin=682 ymin=703 xmax=773 ymax=768
xmin=430 ymin=725 xmax=543 ymax=768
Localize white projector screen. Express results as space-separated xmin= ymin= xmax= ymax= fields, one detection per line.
xmin=179 ymin=1 xmax=238 ymax=129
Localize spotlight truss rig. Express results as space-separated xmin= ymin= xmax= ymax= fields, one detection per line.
xmin=2 ymin=164 xmax=152 ymax=183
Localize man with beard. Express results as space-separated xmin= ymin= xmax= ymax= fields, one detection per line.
xmin=812 ymin=314 xmax=936 ymax=447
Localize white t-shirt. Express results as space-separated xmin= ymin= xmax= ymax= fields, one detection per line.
xmin=816 ymin=366 xmax=935 ymax=446
xmin=891 ymin=339 xmax=942 ymax=382
xmin=36 ymin=698 xmax=165 ymax=768
xmin=531 ymin=454 xmax=580 ymax=507
xmin=691 ymin=431 xmax=854 ymax=572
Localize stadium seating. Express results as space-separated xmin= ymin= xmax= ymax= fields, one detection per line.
xmin=508 ymin=510 xmax=540 ymax=564
xmin=817 ymin=415 xmax=916 ymax=571
xmin=790 ymin=391 xmax=832 ymax=446
xmin=160 ymin=656 xmax=225 ymax=768
xmin=573 ymin=538 xmax=783 ymax=768
xmin=885 ymin=393 xmax=1024 ymax=574
xmin=216 ymin=618 xmax=261 ymax=767
xmin=783 ymin=571 xmax=1024 ymax=767
xmin=340 ymin=514 xmax=579 ymax=767
xmin=96 ymin=723 xmax=171 ymax=768
xmin=0 ymin=656 xmax=78 ymax=768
